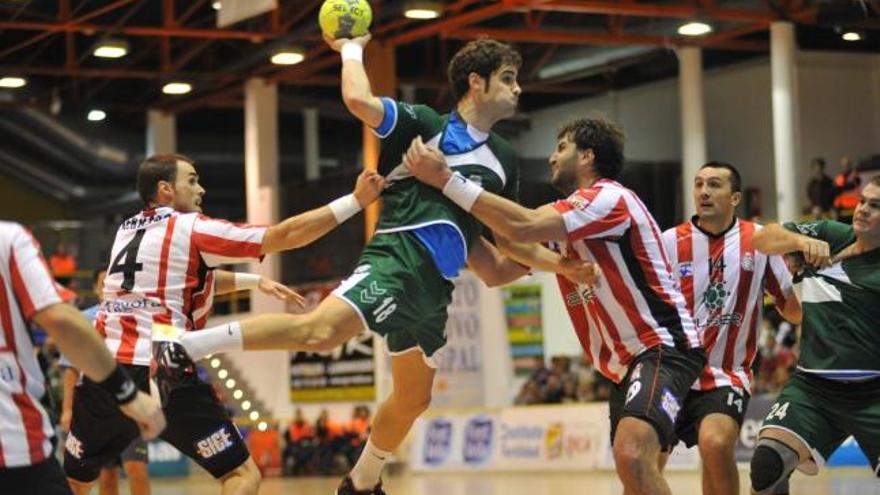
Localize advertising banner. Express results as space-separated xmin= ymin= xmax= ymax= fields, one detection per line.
xmin=410 ymin=404 xmax=609 ymax=472
xmin=432 ymin=272 xmax=485 ymax=407
xmin=502 ymin=284 xmax=544 ymax=375
xmin=735 ymin=393 xmax=775 ymax=463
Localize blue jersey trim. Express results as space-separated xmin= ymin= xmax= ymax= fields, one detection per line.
xmin=411 ymin=223 xmax=467 ymax=279
xmin=373 ymin=97 xmax=398 ymax=138
xmin=439 ymin=111 xmax=487 ymax=155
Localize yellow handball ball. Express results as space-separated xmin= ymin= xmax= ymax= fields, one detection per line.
xmin=319 ymin=0 xmax=372 ymax=40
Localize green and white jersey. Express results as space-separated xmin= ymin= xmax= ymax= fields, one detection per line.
xmin=783 ymin=220 xmax=880 ymax=380
xmin=371 ymin=97 xmax=519 ymax=277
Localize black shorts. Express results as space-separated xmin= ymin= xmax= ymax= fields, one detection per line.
xmin=0 ymin=457 xmax=72 ymax=495
xmin=64 ymin=364 xmax=249 ymax=482
xmin=609 ymin=345 xmax=705 ymax=450
xmin=674 ymin=386 xmax=750 ymax=448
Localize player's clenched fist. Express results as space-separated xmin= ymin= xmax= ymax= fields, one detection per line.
xmin=798 ymin=237 xmax=831 ymax=267
xmin=353 ymin=169 xmax=385 ymax=207
xmin=119 ymin=391 xmax=166 ymax=441
xmin=403 ymin=136 xmax=451 ymax=190
xmin=560 ymin=258 xmax=602 ymax=286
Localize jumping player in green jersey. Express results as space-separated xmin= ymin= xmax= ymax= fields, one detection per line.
xmin=167 ymin=35 xmax=599 ymax=495
xmin=748 ymin=175 xmax=880 ymax=494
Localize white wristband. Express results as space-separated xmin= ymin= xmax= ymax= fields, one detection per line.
xmin=341 ymin=43 xmax=364 ymax=63
xmin=329 ymin=193 xmax=363 ymax=223
xmin=442 ymin=172 xmax=483 ymax=212
xmin=233 ymin=272 xmax=261 ymax=291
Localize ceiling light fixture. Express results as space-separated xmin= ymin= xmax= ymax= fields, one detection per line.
xmin=0 ymin=77 xmax=27 ymax=88
xmin=404 ymin=1 xmax=441 ymax=19
xmin=87 ymin=109 xmax=106 ymax=122
xmin=162 ymin=81 xmax=192 ymax=95
xmin=270 ymin=47 xmax=306 ymax=66
xmin=212 ymin=1 xmax=221 ymax=10
xmin=93 ymin=39 xmax=129 ymax=59
xmin=678 ymin=21 xmax=713 ymax=36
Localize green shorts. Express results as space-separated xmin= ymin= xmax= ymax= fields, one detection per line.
xmin=331 ymin=232 xmax=454 ymax=365
xmin=760 ymin=371 xmax=880 ymax=475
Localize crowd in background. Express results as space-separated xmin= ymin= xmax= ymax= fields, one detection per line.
xmin=514 ymin=302 xmax=800 ymax=406
xmin=281 ymin=406 xmax=371 ymax=477
xmin=806 ymin=154 xmax=877 ymax=222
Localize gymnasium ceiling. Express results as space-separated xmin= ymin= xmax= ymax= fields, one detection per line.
xmin=0 ymin=0 xmax=877 ymax=216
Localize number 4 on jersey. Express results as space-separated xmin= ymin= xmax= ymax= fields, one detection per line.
xmin=109 ymin=229 xmax=146 ymax=291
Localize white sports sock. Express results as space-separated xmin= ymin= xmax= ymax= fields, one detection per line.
xmin=350 ymin=438 xmax=391 ymax=491
xmin=180 ymin=321 xmax=243 ymax=360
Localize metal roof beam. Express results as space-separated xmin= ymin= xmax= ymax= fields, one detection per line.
xmin=447 ymin=27 xmax=767 ymax=51
xmin=0 ymin=20 xmax=276 ymax=41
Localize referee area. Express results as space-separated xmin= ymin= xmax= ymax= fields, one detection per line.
xmin=2 ymin=1 xmax=879 ymax=495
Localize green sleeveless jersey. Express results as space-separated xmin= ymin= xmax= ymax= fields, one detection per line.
xmin=784 ymin=220 xmax=880 ymax=380
xmin=372 ymin=99 xmax=519 ymax=252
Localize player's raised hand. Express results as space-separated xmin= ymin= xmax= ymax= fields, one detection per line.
xmin=403 ymin=136 xmax=451 ymax=189
xmin=118 ymin=391 xmax=166 ymax=441
xmin=798 ymin=237 xmax=831 ymax=267
xmin=560 ymin=258 xmax=602 ymax=286
xmin=353 ymin=169 xmax=385 ymax=207
xmin=323 ymin=32 xmax=372 ymax=52
xmin=258 ymin=277 xmax=308 ymax=309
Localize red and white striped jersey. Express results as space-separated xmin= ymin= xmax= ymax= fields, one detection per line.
xmin=100 ymin=207 xmax=266 ymax=366
xmin=0 ymin=221 xmax=74 ymax=468
xmin=552 ymin=180 xmax=702 ymax=384
xmin=662 ymin=218 xmax=793 ymax=392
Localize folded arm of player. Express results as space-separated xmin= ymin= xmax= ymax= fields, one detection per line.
xmin=403 ymin=135 xmax=568 ymax=243
xmin=752 ymin=223 xmax=830 ymax=267
xmin=467 ymin=237 xmax=529 ymax=287
xmin=213 ymin=270 xmax=307 ymax=308
xmin=324 ymin=33 xmax=384 ymax=128
xmin=33 ymin=303 xmax=165 ymax=439
xmin=261 ymin=169 xmax=384 ymax=255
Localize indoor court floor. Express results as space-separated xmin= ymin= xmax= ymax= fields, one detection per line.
xmin=143 ymin=469 xmax=879 ymax=495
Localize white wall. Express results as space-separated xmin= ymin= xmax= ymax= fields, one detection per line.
xmin=514 ymin=51 xmax=880 ymax=221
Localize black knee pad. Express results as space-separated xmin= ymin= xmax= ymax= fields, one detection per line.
xmin=750 ymin=438 xmax=799 ymax=495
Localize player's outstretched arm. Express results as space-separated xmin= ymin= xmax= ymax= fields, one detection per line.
xmin=403 ymin=136 xmax=568 ymax=243
xmin=213 ymin=270 xmax=307 ymax=308
xmin=262 ymin=169 xmax=384 ymax=254
xmin=324 ymin=33 xmax=384 ymax=128
xmin=753 ymin=223 xmax=830 ymax=267
xmin=495 ymin=237 xmax=601 ymax=286
xmin=33 ymin=303 xmax=166 ymax=439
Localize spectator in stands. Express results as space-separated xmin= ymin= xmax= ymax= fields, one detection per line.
xmin=526 ymin=355 xmax=551 ymax=387
xmin=342 ymin=406 xmax=371 ymax=468
xmin=833 ymin=155 xmax=861 ymax=222
xmin=314 ymin=409 xmax=346 ymax=475
xmin=283 ymin=408 xmax=315 ymax=476
xmin=560 ymin=379 xmax=579 ymax=404
xmin=806 ymin=157 xmax=835 ymax=217
xmin=49 ymin=242 xmax=77 ymax=283
xmin=543 ymin=374 xmax=564 ymax=404
xmin=514 ymin=379 xmax=544 ymax=405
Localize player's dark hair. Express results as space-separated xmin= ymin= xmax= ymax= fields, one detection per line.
xmin=136 ymin=154 xmax=193 ymax=206
xmin=700 ymin=161 xmax=742 ymax=193
xmin=558 ymin=118 xmax=625 ymax=179
xmin=447 ymin=38 xmax=522 ymax=102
